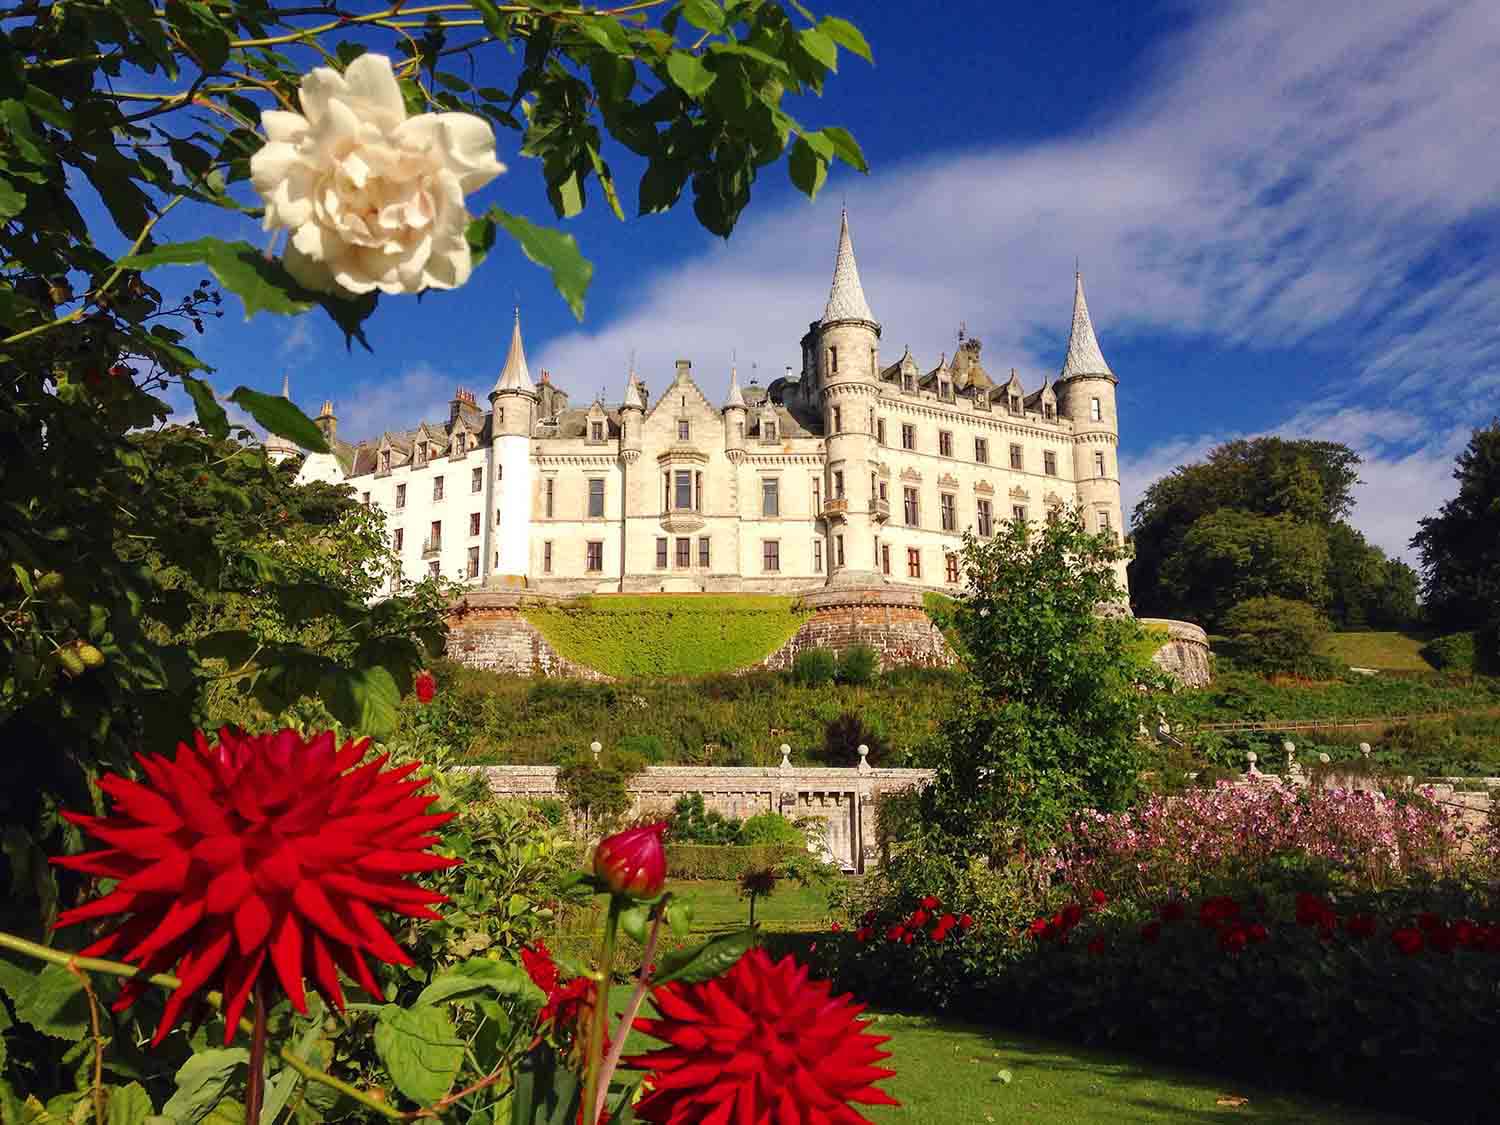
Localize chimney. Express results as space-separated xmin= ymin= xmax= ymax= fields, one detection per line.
xmin=675 ymin=359 xmax=691 ymax=382
xmin=784 ymin=365 xmax=793 ymax=381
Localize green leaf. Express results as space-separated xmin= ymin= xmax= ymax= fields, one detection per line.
xmin=510 ymin=1045 xmax=581 ymax=1125
xmin=165 ymin=0 xmax=230 ymax=73
xmin=821 ymin=126 xmax=869 ymax=173
xmin=665 ymin=51 xmax=716 ymax=98
xmin=680 ymin=0 xmax=725 ymax=33
xmin=161 ymin=1049 xmax=247 ymax=1125
xmin=489 ymin=208 xmax=594 ymax=321
xmin=121 ymin=238 xmax=314 ymax=320
xmin=183 ymin=376 xmax=229 ymax=439
xmin=619 ymin=903 xmax=650 ymax=944
xmin=665 ymin=899 xmax=694 ymax=938
xmin=819 ymin=17 xmax=873 ymax=63
xmin=0 ymin=178 xmax=23 ymax=220
xmin=799 ymin=27 xmax=838 ymax=72
xmin=652 ymin=927 xmax=755 ymax=987
xmin=106 ymin=1083 xmax=155 ymax=1125
xmin=415 ymin=958 xmax=544 ymax=1008
xmin=193 ymin=630 xmax=257 ymax=669
xmin=470 ymin=0 xmax=510 ymax=37
xmin=227 ymin=387 xmax=329 ymax=452
xmin=373 ymin=1004 xmax=464 ymax=1107
xmin=787 ymin=136 xmax=828 ymax=201
xmin=13 ymin=964 xmax=88 ymax=1039
xmin=318 ymin=664 xmax=401 ymax=738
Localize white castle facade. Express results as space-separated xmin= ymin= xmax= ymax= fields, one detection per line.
xmin=291 ymin=212 xmax=1128 ymax=598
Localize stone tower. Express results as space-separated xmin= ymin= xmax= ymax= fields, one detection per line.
xmin=722 ymin=363 xmax=747 ymax=463
xmin=805 ymin=210 xmax=882 ymax=584
xmin=488 ymin=310 xmax=537 ymax=586
xmin=1052 ymin=272 xmax=1128 ymax=595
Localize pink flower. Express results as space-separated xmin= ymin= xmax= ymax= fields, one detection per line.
xmin=592 ymin=822 xmax=667 ymax=899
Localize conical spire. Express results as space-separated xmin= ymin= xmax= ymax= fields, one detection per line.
xmin=280 ymin=372 xmax=291 ymax=398
xmin=725 ymin=364 xmax=746 ymax=408
xmin=1059 ymin=272 xmax=1114 ymax=380
xmin=621 ymin=367 xmax=644 ymax=410
xmin=821 ymin=208 xmax=876 ymax=325
xmin=318 ymin=399 xmax=335 ymax=419
xmin=493 ymin=309 xmax=535 ymax=395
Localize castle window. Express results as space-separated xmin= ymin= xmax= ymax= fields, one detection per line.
xmin=472 ymin=466 xmax=483 ymax=492
xmin=433 ymin=475 xmax=445 ymax=501
xmin=868 ymin=408 xmax=875 ymax=434
xmin=939 ymin=381 xmax=951 ymax=401
xmin=361 ymin=492 xmax=370 ymax=505
xmin=695 ymin=472 xmax=703 ymax=512
xmin=813 ymin=540 xmax=823 ymax=573
xmin=975 ymin=437 xmax=989 ymax=464
xmin=763 ymin=419 xmax=778 ymax=442
xmin=393 ymin=528 xmax=404 ymax=552
xmin=901 ymin=424 xmax=915 ymax=451
xmin=906 ymin=547 xmax=921 ymax=579
xmin=467 ymin=546 xmax=480 ymax=578
xmin=903 ymin=373 xmax=914 ymax=393
xmin=1044 ymin=451 xmax=1057 ymax=476
xmin=455 ymin=433 xmax=466 ymax=454
xmin=945 ymin=553 xmax=960 ymax=584
xmin=879 ymin=481 xmax=888 ymax=502
xmin=428 ymin=560 xmax=440 ymax=578
xmin=762 ymin=540 xmax=780 ymax=572
xmin=1090 ymin=397 xmax=1102 ymax=422
xmin=1013 ymin=505 xmax=1028 ymax=524
xmin=396 ymin=483 xmax=407 ymax=509
xmin=762 ymin=478 xmax=779 ymax=517
xmin=586 ymin=541 xmax=603 ymax=572
xmin=832 ymin=406 xmax=842 ymax=433
xmin=1094 ymin=451 xmax=1106 ymax=478
xmin=939 ymin=430 xmax=953 ymax=457
xmin=469 ymin=512 xmax=480 ymax=536
xmin=1009 ymin=444 xmax=1023 ymax=470
xmin=830 ymin=346 xmax=838 ymax=373
xmin=588 ymin=478 xmax=605 ymax=517
xmin=678 ymin=419 xmax=690 ymax=441
xmin=676 ymin=537 xmax=691 ymax=568
xmin=675 ymin=470 xmax=693 ymax=511
xmin=903 ymin=487 xmax=919 ymax=526
xmin=1100 ymin=511 xmax=1118 ymax=543
xmin=977 ymin=499 xmax=993 ymax=538
xmin=940 ymin=492 xmax=956 ymax=532
xmin=416 ymin=444 xmax=427 ymax=465
xmin=428 ymin=520 xmax=441 ymax=551
xmin=836 ymin=535 xmax=845 ymax=568
xmin=812 ymin=477 xmax=821 ymax=513
xmin=877 ymin=419 xmax=887 ymax=445
xmin=834 ymin=471 xmax=844 ymax=499
xmin=543 ymin=541 xmax=553 ymax=573
xmin=870 ymin=347 xmax=876 ymax=374
xmin=881 ymin=543 xmax=891 ymax=575
xmin=737 ymin=421 xmax=745 ymax=440
xmin=1010 ymin=395 xmax=1021 ymax=414
xmin=1044 ymin=402 xmax=1056 ymax=421
xmin=591 ymin=421 xmax=604 ymax=442
xmin=699 ymin=537 xmax=711 ymax=568
xmin=656 ymin=538 xmax=668 ymax=568
xmin=380 ymin=450 xmax=391 ymax=471
xmin=544 ymin=478 xmax=555 ymax=518
xmin=496 ymin=508 xmax=501 ymax=525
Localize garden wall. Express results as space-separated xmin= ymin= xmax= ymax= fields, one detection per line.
xmin=443 ymin=592 xmax=608 ymax=680
xmin=759 ymin=587 xmax=953 ymax=671
xmin=1139 ymin=618 xmax=1212 ymax=688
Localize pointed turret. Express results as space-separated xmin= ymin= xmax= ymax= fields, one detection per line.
xmin=492 ymin=309 xmax=536 ymax=396
xmin=725 ymin=364 xmax=746 ymax=408
xmin=1059 ymin=272 xmax=1115 ymax=381
xmin=315 ymin=398 xmax=337 ymax=442
xmin=821 ymin=208 xmax=876 ymax=326
xmin=264 ymin=373 xmax=300 ymax=460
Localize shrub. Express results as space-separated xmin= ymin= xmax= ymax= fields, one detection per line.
xmin=616 ymin=732 xmax=667 ymax=762
xmin=667 ymin=792 xmax=742 ymax=844
xmin=665 ymin=844 xmax=801 ymax=880
xmin=822 ymin=711 xmax=891 ymax=766
xmin=739 ymin=812 xmax=804 ymax=847
xmin=555 ymin=744 xmax=645 ymax=834
xmin=1221 ymin=596 xmax=1334 ymax=675
xmin=836 ymin=643 xmax=878 ymax=685
xmin=1423 ymin=631 xmax=1477 ymax=671
xmin=791 ymin=647 xmax=837 ymax=686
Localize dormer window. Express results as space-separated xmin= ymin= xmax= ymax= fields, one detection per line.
xmin=416 ymin=445 xmax=427 ymax=465
xmin=903 ymin=373 xmax=914 ymax=393
xmin=763 ymin=419 xmax=778 ymax=442
xmin=1044 ymin=403 xmax=1056 ymax=421
xmin=678 ymin=419 xmax=690 ymax=441
xmin=591 ymin=421 xmax=604 ymax=442
xmin=1010 ymin=395 xmax=1021 ymax=413
xmin=380 ymin=450 xmax=391 ymax=471
xmin=939 ymin=381 xmax=951 ymax=401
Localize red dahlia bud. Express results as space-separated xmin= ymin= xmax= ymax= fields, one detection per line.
xmin=593 ymin=821 xmax=667 ymax=900
xmin=414 ymin=670 xmax=436 ymax=703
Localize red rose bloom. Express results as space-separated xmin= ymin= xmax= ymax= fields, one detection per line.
xmin=1454 ymin=920 xmax=1479 ymax=949
xmin=903 ymin=932 xmax=916 ymax=945
xmin=1028 ymin=917 xmax=1050 ymax=940
xmin=1086 ymin=935 xmax=1106 ymax=956
xmin=593 ymin=821 xmax=668 ymax=900
xmin=1295 ymin=893 xmax=1336 ymax=928
xmin=1061 ymin=904 xmax=1084 ymax=929
xmin=886 ymin=924 xmax=906 ymax=943
xmin=930 ymin=915 xmax=956 ymax=943
xmin=1198 ymin=896 xmax=1240 ymax=928
xmin=53 ymin=728 xmax=457 ymax=1044
xmin=830 ymin=922 xmax=843 ymax=932
xmin=1417 ymin=911 xmax=1443 ymax=933
xmin=1140 ymin=921 xmax=1162 ymax=944
xmin=1159 ymin=901 xmax=1186 ymax=923
xmin=1246 ymin=922 xmax=1269 ymax=944
xmin=855 ymin=927 xmax=874 ymax=944
xmin=1427 ymin=924 xmax=1458 ymax=954
xmin=414 ymin=670 xmax=437 ymax=703
xmin=958 ymin=914 xmax=974 ymax=931
xmin=1344 ymin=914 xmax=1378 ymax=939
xmin=910 ymin=909 xmax=931 ymax=928
xmin=1090 ymin=889 xmax=1108 ymax=908
xmin=626 ymin=949 xmax=899 ymax=1124
xmin=1391 ymin=927 xmax=1424 ymax=955
xmin=920 ymin=895 xmax=941 ymax=910
xmin=1219 ymin=926 xmax=1248 ymax=954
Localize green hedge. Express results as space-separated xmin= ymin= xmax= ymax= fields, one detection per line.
xmin=666 ymin=843 xmax=802 ymax=880
xmin=1422 ymin=631 xmax=1477 ymax=672
xmin=523 ymin=594 xmax=811 ymax=678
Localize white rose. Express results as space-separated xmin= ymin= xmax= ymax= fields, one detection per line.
xmin=250 ymin=53 xmax=505 ymax=296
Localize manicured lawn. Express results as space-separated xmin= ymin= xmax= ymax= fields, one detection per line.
xmin=668 ymin=878 xmax=832 ymax=933
xmin=1322 ymin=630 xmax=1435 ymax=672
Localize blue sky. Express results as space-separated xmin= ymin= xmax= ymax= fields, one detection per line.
xmin=160 ymin=0 xmax=1500 ymax=563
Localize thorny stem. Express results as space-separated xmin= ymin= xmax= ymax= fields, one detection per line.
xmin=592 ymin=908 xmax=665 ymax=1125
xmin=245 ymin=978 xmax=269 ymax=1125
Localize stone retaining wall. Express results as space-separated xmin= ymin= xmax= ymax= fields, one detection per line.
xmin=1140 ymin=618 xmax=1212 ymax=688
xmin=444 ymin=592 xmax=610 ymax=680
xmin=761 ymin=587 xmax=952 ymax=671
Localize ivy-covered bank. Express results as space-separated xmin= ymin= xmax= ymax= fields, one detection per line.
xmin=522 ymin=595 xmax=812 ymax=678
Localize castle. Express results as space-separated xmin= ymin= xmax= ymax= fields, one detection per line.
xmin=290 ymin=211 xmax=1127 ymax=598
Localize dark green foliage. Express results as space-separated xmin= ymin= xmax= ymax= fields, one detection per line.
xmin=668 ymin=793 xmax=743 ymax=844
xmin=836 ymin=643 xmax=879 ymax=685
xmin=924 ymin=509 xmax=1161 ymax=855
xmin=615 ymin=733 xmax=667 ymax=763
xmin=664 ymin=845 xmax=802 ymax=880
xmin=1422 ymin=632 xmax=1477 ymax=672
xmin=791 ymin=648 xmax=838 ymax=686
xmin=739 ymin=813 xmax=804 ymax=847
xmin=822 ymin=711 xmax=891 ymax=766
xmin=1220 ymin=597 xmax=1333 ymax=675
xmin=555 ymin=745 xmax=645 ymax=833
xmin=1159 ymin=511 xmax=1330 ymax=629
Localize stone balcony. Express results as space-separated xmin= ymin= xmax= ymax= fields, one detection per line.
xmin=873 ymin=496 xmax=890 ymax=522
xmin=820 ymin=496 xmax=849 ymax=522
xmin=422 ymin=538 xmax=442 ymax=559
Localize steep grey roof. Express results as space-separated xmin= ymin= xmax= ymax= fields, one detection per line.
xmin=725 ymin=365 xmax=746 ymax=408
xmin=493 ymin=310 xmax=536 ymax=395
xmin=1059 ymin=272 xmax=1114 ymax=380
xmin=821 ymin=209 xmax=876 ymax=325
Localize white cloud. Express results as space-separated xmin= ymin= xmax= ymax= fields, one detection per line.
xmin=332 ymin=362 xmax=456 ymax=440
xmin=534 ymin=0 xmax=1500 ymax=562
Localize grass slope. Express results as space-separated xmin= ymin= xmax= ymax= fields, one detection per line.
xmin=1322 ymin=630 xmax=1436 ymax=672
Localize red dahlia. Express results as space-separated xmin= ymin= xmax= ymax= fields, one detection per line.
xmin=53 ymin=728 xmax=457 ymax=1044
xmin=1391 ymin=927 xmax=1424 ymax=956
xmin=414 ymin=669 xmax=437 ymax=703
xmin=626 ymin=949 xmax=899 ymax=1124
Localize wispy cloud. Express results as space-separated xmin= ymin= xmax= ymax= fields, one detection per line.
xmin=333 ymin=362 xmax=457 ymax=440
xmin=536 ymin=0 xmax=1498 ymax=564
